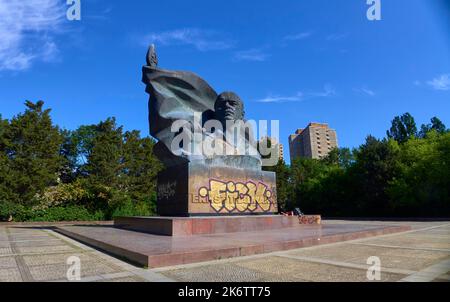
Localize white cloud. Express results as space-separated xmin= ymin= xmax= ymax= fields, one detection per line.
xmin=85 ymin=7 xmax=113 ymax=21
xmin=309 ymin=84 xmax=336 ymax=97
xmin=256 ymin=92 xmax=304 ymax=103
xmin=427 ymin=74 xmax=450 ymax=91
xmin=0 ymin=0 xmax=66 ymax=71
xmin=283 ymin=32 xmax=312 ymax=41
xmin=353 ymin=87 xmax=375 ymax=96
xmin=255 ymin=85 xmax=336 ymax=103
xmin=326 ymin=33 xmax=348 ymax=41
xmin=143 ymin=28 xmax=234 ymax=52
xmin=233 ymin=48 xmax=270 ymax=62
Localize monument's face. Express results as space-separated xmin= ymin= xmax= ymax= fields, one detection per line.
xmin=142 ymin=45 xmax=278 ymax=216
xmin=214 ymin=92 xmax=245 ymax=123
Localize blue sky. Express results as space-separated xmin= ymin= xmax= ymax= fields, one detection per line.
xmin=0 ymin=0 xmax=449 ymax=163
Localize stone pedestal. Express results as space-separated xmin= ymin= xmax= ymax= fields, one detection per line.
xmin=114 ymin=215 xmax=321 ymax=237
xmin=156 ymin=162 xmax=278 ymax=216
xmin=61 ymin=221 xmax=409 ymax=268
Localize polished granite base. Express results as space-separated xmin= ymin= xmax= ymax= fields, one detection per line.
xmin=114 ymin=215 xmax=321 ymax=237
xmin=55 ymin=222 xmax=411 ymax=268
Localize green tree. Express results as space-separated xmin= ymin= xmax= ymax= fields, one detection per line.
xmin=322 ymin=147 xmax=354 ymax=169
xmin=264 ymin=159 xmax=291 ymax=211
xmin=349 ymin=136 xmax=401 ymax=216
xmin=2 ymin=101 xmax=63 ymax=205
xmin=387 ymin=113 xmax=417 ymax=143
xmin=0 ymin=115 xmax=15 ymax=202
xmin=85 ymin=118 xmax=123 ymax=186
xmin=290 ymin=158 xmax=328 ymax=213
xmin=290 ymin=156 xmax=353 ymax=216
xmin=1 ymin=103 xmax=165 ymax=221
xmin=121 ymin=130 xmax=161 ymax=203
xmin=419 ymin=116 xmax=447 ymax=138
xmin=59 ymin=125 xmax=98 ymax=180
xmin=430 ymin=117 xmax=447 ymax=133
xmin=387 ymin=131 xmax=450 ymax=216
xmin=59 ymin=119 xmax=161 ymax=218
xmin=59 ymin=129 xmax=77 ymax=183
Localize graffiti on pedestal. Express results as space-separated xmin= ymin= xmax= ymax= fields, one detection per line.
xmin=158 ymin=181 xmax=176 ymax=200
xmin=197 ymin=179 xmax=275 ymax=213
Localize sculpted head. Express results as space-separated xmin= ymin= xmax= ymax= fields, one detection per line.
xmin=214 ymin=92 xmax=245 ymax=124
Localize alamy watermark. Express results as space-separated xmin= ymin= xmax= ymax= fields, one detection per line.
xmin=366 ymin=256 xmax=381 ymax=281
xmin=66 ymin=0 xmax=81 ymax=21
xmin=170 ymin=112 xmax=280 ymax=167
xmin=367 ymin=0 xmax=381 ymax=21
xmin=66 ymin=256 xmax=81 ymax=281
xmin=66 ymin=1 xmax=381 ymax=22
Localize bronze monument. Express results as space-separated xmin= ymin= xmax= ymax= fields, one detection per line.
xmin=142 ymin=45 xmax=277 ymax=216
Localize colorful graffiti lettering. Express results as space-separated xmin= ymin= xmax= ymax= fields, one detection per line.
xmin=198 ymin=180 xmax=275 ymax=213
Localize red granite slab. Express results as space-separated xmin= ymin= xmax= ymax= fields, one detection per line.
xmin=55 ymin=222 xmax=411 ymax=268
xmin=114 ymin=215 xmax=321 ymax=237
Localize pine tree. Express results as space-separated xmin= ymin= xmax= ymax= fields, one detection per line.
xmin=3 ymin=101 xmax=63 ymax=205
xmin=386 ymin=113 xmax=417 ymax=143
xmin=121 ymin=130 xmax=161 ymax=201
xmin=0 ymin=115 xmax=17 ymax=202
xmin=85 ymin=118 xmax=123 ymax=186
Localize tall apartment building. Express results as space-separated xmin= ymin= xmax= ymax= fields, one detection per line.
xmin=278 ymin=143 xmax=284 ymax=162
xmin=289 ymin=123 xmax=338 ymax=161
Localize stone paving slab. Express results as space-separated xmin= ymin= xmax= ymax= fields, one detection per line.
xmin=287 ymin=243 xmax=450 ymax=271
xmin=0 ymin=257 xmax=18 ymax=269
xmin=162 ymin=262 xmax=274 ymax=282
xmin=96 ymin=276 xmax=149 ymax=282
xmin=29 ymin=261 xmax=123 ymax=281
xmin=361 ymin=234 xmax=450 ymax=250
xmin=162 ymin=256 xmax=406 ymax=282
xmin=8 ymin=235 xmax=54 ymax=242
xmin=16 ymin=245 xmax=78 ymax=255
xmin=0 ymin=226 xmax=171 ymax=282
xmin=421 ymin=228 xmax=450 ymax=235
xmin=237 ymin=256 xmax=406 ymax=282
xmin=13 ymin=239 xmax=66 ymax=248
xmin=7 ymin=229 xmax=52 ymax=234
xmin=0 ymin=242 xmax=10 ymax=248
xmin=23 ymin=252 xmax=97 ymax=266
xmin=323 ymin=221 xmax=449 ymax=231
xmin=0 ymin=247 xmax=13 ymax=255
xmin=0 ymin=268 xmax=22 ymax=282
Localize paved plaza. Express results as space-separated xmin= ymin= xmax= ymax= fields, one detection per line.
xmin=0 ymin=220 xmax=449 ymax=282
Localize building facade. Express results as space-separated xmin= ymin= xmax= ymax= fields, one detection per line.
xmin=278 ymin=143 xmax=284 ymax=162
xmin=289 ymin=123 xmax=338 ymax=161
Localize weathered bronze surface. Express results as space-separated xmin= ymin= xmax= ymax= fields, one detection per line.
xmin=142 ymin=45 xmax=277 ymax=216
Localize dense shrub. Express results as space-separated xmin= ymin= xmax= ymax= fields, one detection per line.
xmin=32 ymin=181 xmax=88 ymax=210
xmin=0 ymin=201 xmax=19 ymax=221
xmin=112 ymin=199 xmax=154 ymax=218
xmin=27 ymin=206 xmax=105 ymax=222
xmin=0 ymin=201 xmax=104 ymax=222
